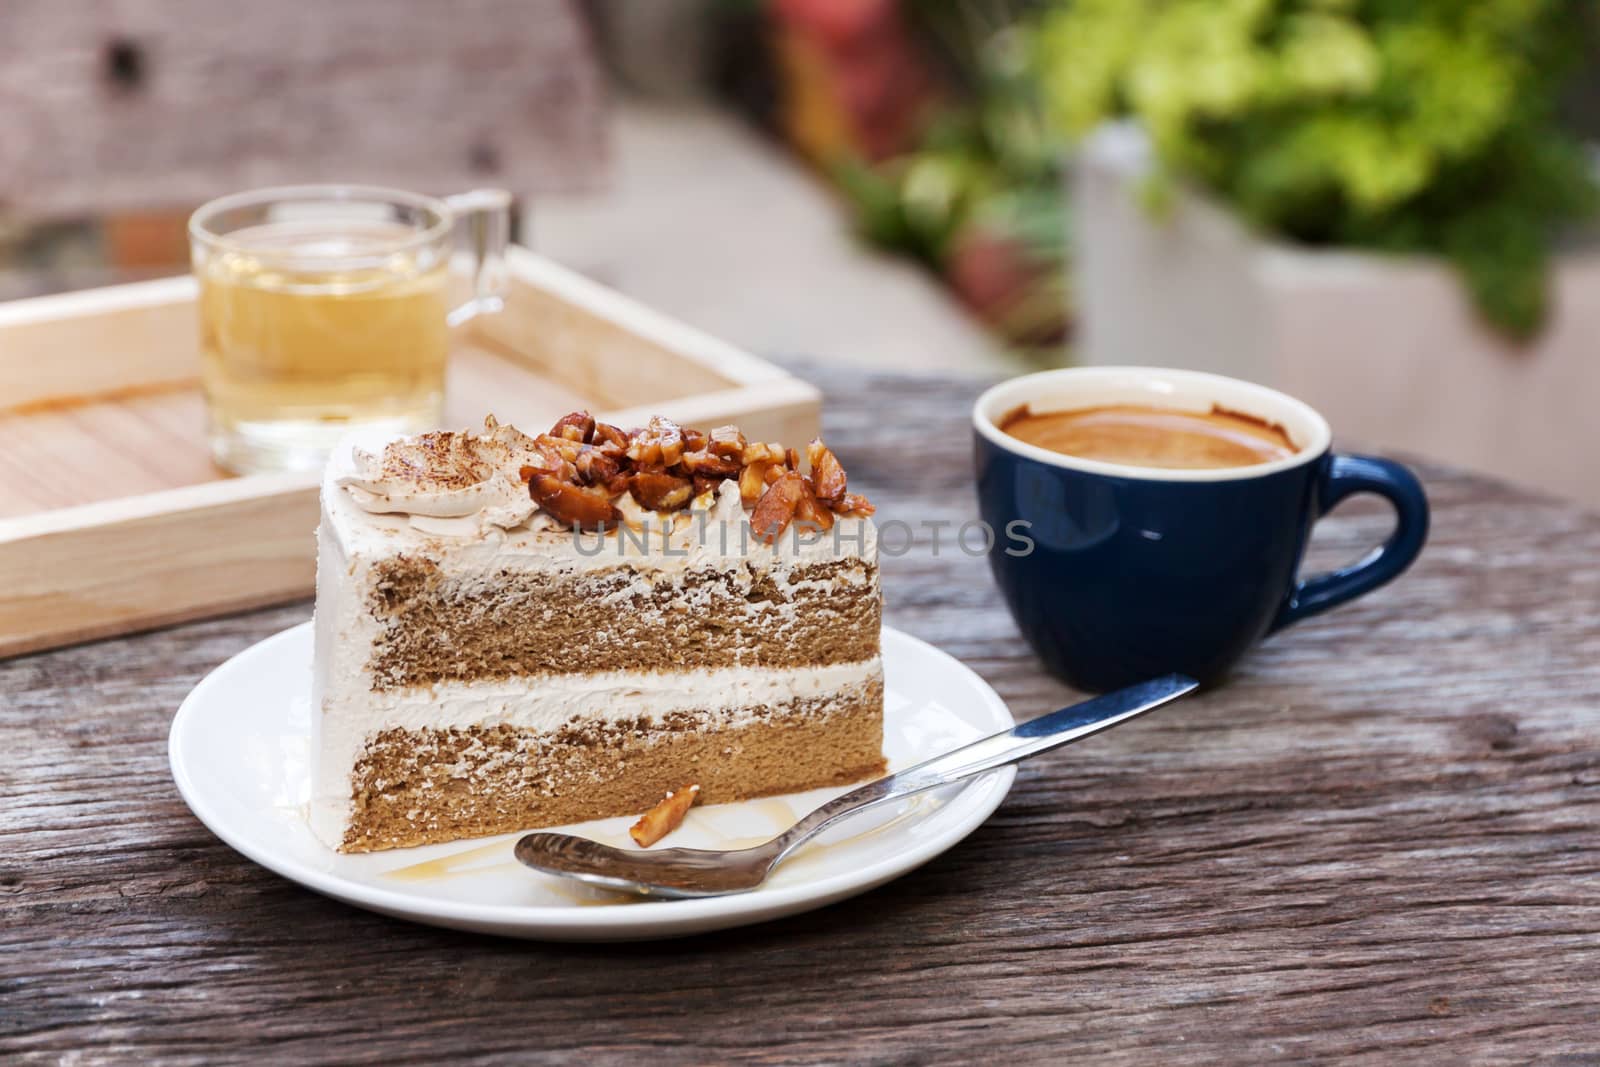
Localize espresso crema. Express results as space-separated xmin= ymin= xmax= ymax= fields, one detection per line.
xmin=1000 ymin=404 xmax=1296 ymax=470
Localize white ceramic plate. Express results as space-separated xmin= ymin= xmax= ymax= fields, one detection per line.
xmin=169 ymin=623 xmax=1015 ymax=941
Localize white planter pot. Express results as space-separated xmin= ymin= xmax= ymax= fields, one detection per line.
xmin=1073 ymin=123 xmax=1600 ymax=506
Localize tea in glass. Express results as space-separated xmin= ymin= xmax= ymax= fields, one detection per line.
xmin=190 ymin=185 xmax=508 ymax=474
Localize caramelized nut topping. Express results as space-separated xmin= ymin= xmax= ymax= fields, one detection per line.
xmin=680 ymin=449 xmax=740 ymax=477
xmin=741 ymin=441 xmax=785 ymax=466
xmin=592 ymin=422 xmax=629 ymax=455
xmin=750 ymin=471 xmax=808 ymax=544
xmin=515 ymin=409 xmax=873 ymax=530
xmin=630 ymin=784 xmax=701 ymax=847
xmin=529 ymin=475 xmax=620 ymax=531
xmin=739 ymin=460 xmax=775 ymax=505
xmin=708 ymin=425 xmax=747 ymax=458
xmin=533 ymin=433 xmax=583 ymax=469
xmin=626 ymin=416 xmax=686 ymax=467
xmin=550 ymin=411 xmax=596 ymax=444
xmin=574 ymin=447 xmax=620 ymax=486
xmin=795 ymin=478 xmax=835 ymax=533
xmin=806 ymin=440 xmax=847 ymax=503
xmin=630 ymin=469 xmax=694 ymax=512
xmin=837 ymin=492 xmax=876 ymax=517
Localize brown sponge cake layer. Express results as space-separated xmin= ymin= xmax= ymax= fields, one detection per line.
xmin=340 ymin=675 xmax=886 ymax=852
xmin=366 ymin=559 xmax=881 ymax=690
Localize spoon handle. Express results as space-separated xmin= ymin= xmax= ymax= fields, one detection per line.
xmin=770 ymin=673 xmax=1199 ymax=863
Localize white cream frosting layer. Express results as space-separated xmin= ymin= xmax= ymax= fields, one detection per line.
xmin=322 ymin=434 xmax=878 ymax=576
xmin=308 ymin=656 xmax=883 ymax=849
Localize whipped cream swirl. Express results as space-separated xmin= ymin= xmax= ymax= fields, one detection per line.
xmin=337 ymin=416 xmax=541 ymax=533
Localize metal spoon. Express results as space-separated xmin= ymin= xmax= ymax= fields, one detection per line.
xmin=515 ymin=673 xmax=1199 ymax=899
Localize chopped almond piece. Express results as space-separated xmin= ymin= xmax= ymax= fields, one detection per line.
xmin=740 ymin=441 xmax=785 ymax=466
xmin=630 ymin=469 xmax=694 ymax=511
xmin=629 ymin=784 xmax=701 ymax=847
xmin=708 ymin=425 xmax=747 ymax=458
xmin=592 ymin=422 xmax=629 ymax=455
xmin=795 ymin=478 xmax=835 ymax=533
xmin=626 ymin=416 xmax=686 ymax=467
xmin=679 ymin=449 xmax=740 ymax=477
xmin=836 ymin=492 xmax=876 ymax=517
xmin=549 ymin=411 xmax=596 ymax=443
xmin=751 ymin=471 xmax=808 ymax=544
xmin=806 ymin=440 xmax=848 ymax=503
xmin=574 ymin=447 xmax=619 ymax=486
xmin=529 ymin=475 xmax=620 ymax=530
xmin=739 ymin=460 xmax=774 ymax=504
xmin=534 ymin=433 xmax=584 ymax=465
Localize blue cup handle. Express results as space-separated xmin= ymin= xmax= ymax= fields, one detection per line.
xmin=1270 ymin=454 xmax=1429 ymax=633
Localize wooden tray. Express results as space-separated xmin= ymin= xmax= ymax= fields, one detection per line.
xmin=0 ymin=247 xmax=820 ymax=658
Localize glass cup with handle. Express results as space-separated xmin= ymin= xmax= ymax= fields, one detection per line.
xmin=188 ymin=184 xmax=511 ymax=475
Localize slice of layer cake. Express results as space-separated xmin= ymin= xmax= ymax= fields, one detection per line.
xmin=310 ymin=412 xmax=884 ymax=852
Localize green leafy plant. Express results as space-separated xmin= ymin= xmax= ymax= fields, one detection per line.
xmin=1033 ymin=0 xmax=1598 ymax=339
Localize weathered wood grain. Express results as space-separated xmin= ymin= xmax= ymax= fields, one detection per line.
xmin=0 ymin=1 xmax=606 ymax=217
xmin=3 ymin=364 xmax=1597 ymax=1065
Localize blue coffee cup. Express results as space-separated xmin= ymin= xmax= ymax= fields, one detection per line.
xmin=973 ymin=367 xmax=1429 ymax=692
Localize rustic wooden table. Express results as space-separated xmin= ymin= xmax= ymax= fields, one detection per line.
xmin=5 ymin=366 xmax=1598 ymax=1064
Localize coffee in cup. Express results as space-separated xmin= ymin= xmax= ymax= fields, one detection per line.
xmin=973 ymin=367 xmax=1429 ymax=692
xmin=999 ymin=404 xmax=1296 ymax=470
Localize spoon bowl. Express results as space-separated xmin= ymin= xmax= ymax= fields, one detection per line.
xmin=514 ymin=835 xmax=782 ymax=898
